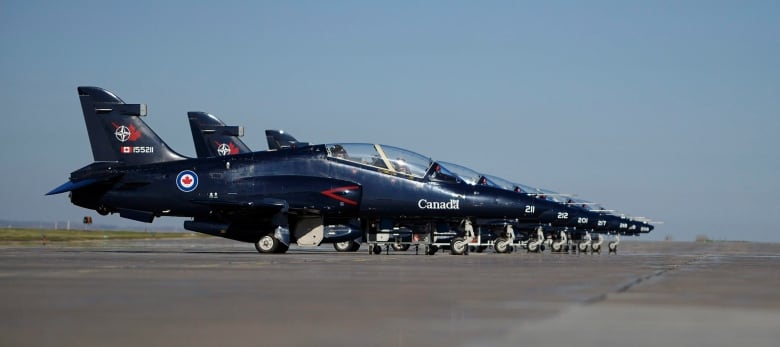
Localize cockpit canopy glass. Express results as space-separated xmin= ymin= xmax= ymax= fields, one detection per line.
xmin=537 ymin=188 xmax=566 ymax=203
xmin=438 ymin=161 xmax=483 ymax=185
xmin=326 ymin=143 xmax=433 ymax=178
xmin=483 ymin=174 xmax=519 ymax=191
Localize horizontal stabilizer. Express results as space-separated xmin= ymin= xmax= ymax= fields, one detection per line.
xmin=94 ymin=102 xmax=147 ymax=116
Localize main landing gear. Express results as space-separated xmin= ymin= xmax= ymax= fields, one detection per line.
xmin=254 ymin=227 xmax=291 ymax=254
xmin=333 ymin=240 xmax=360 ymax=252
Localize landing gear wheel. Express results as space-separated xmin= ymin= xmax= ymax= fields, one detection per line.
xmin=551 ymin=242 xmax=563 ymax=252
xmin=371 ymin=245 xmax=382 ymax=255
xmin=274 ymin=243 xmax=289 ymax=254
xmin=527 ymin=241 xmax=539 ymax=253
xmin=334 ymin=240 xmax=359 ymax=252
xmin=608 ymin=241 xmax=618 ymax=253
xmin=255 ymin=235 xmax=280 ymax=254
xmin=97 ymin=205 xmax=110 ymax=216
xmin=391 ymin=243 xmax=410 ymax=252
xmin=591 ymin=243 xmax=601 ymax=253
xmin=425 ymin=245 xmax=439 ymax=255
xmin=578 ymin=242 xmax=589 ymax=253
xmin=494 ymin=237 xmax=511 ymax=254
xmin=450 ymin=237 xmax=467 ymax=255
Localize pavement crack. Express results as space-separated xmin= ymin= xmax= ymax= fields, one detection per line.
xmin=583 ymin=255 xmax=706 ymax=305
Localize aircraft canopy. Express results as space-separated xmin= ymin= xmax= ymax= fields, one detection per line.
xmin=326 ymin=143 xmax=433 ymax=178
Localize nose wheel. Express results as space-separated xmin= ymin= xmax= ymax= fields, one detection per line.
xmin=608 ymin=234 xmax=620 ymax=253
xmin=255 ymin=235 xmax=289 ymax=254
xmin=450 ymin=237 xmax=468 ymax=255
xmin=551 ymin=231 xmax=567 ymax=252
xmin=526 ymin=226 xmax=545 ymax=253
xmin=590 ymin=234 xmax=604 ymax=253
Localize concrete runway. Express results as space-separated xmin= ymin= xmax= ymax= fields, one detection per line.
xmin=1 ymin=239 xmax=779 ymax=347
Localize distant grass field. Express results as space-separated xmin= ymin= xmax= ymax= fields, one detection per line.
xmin=0 ymin=228 xmax=204 ymax=243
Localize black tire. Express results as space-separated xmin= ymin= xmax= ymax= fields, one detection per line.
xmin=551 ymin=242 xmax=562 ymax=252
xmin=334 ymin=240 xmax=359 ymax=252
xmin=476 ymin=246 xmax=487 ymax=253
xmin=591 ymin=243 xmax=601 ymax=253
xmin=578 ymin=242 xmax=588 ymax=253
xmin=426 ymin=245 xmax=439 ymax=255
xmin=391 ymin=243 xmax=410 ymax=252
xmin=371 ymin=245 xmax=382 ymax=255
xmin=494 ymin=237 xmax=510 ymax=254
xmin=527 ymin=241 xmax=539 ymax=253
xmin=450 ymin=237 xmax=466 ymax=255
xmin=608 ymin=242 xmax=617 ymax=253
xmin=254 ymin=235 xmax=279 ymax=254
xmin=274 ymin=243 xmax=289 ymax=254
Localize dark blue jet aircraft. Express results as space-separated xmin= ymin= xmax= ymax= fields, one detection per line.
xmin=48 ymin=87 xmax=364 ymax=253
xmin=187 ymin=111 xmax=363 ymax=250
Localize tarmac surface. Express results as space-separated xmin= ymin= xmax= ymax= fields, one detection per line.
xmin=1 ymin=238 xmax=779 ymax=347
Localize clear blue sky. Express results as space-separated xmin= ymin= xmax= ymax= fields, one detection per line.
xmin=1 ymin=1 xmax=778 ymax=241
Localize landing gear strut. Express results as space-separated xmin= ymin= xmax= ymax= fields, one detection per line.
xmin=591 ymin=234 xmax=604 ymax=253
xmin=578 ymin=232 xmax=592 ymax=253
xmin=551 ymin=230 xmax=567 ymax=252
xmin=493 ymin=224 xmax=515 ymax=254
xmin=527 ymin=226 xmax=545 ymax=253
xmin=451 ymin=219 xmax=478 ymax=255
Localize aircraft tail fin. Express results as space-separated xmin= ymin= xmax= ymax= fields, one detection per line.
xmin=187 ymin=112 xmax=251 ymax=157
xmin=78 ymin=86 xmax=186 ymax=164
xmin=265 ymin=129 xmax=310 ymax=150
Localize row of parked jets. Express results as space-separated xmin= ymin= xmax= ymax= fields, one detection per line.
xmin=48 ymin=87 xmax=655 ymax=255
